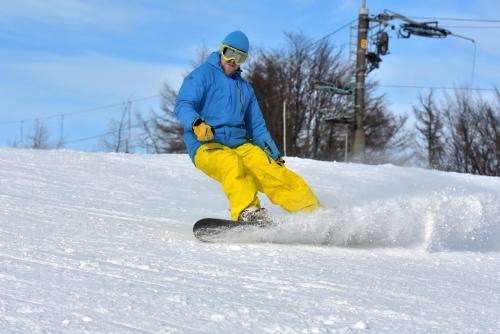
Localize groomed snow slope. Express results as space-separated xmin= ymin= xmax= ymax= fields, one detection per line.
xmin=0 ymin=148 xmax=499 ymax=333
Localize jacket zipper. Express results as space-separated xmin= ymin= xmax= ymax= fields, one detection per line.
xmin=236 ymin=80 xmax=244 ymax=116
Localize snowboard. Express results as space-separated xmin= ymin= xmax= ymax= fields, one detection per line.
xmin=193 ymin=217 xmax=272 ymax=242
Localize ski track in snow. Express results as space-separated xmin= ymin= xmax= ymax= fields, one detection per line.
xmin=0 ymin=148 xmax=499 ymax=333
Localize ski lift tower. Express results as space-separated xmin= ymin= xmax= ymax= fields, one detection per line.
xmin=351 ymin=0 xmax=369 ymax=163
xmin=348 ymin=1 xmax=475 ymax=163
xmin=314 ymin=82 xmax=353 ymax=162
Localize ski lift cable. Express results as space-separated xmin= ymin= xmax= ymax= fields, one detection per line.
xmin=410 ymin=16 xmax=500 ymax=23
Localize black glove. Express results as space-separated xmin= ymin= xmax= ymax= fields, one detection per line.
xmin=276 ymin=156 xmax=285 ymax=166
xmin=192 ymin=118 xmax=214 ymax=141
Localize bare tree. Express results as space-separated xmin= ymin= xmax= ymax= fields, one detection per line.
xmin=246 ymin=32 xmax=409 ymax=163
xmin=442 ymin=89 xmax=500 ymax=176
xmin=413 ymin=90 xmax=445 ymax=169
xmin=140 ymin=46 xmax=211 ymax=154
xmin=364 ymin=91 xmax=412 ymax=165
xmin=138 ymin=84 xmax=186 ymax=154
xmin=27 ymin=120 xmax=50 ymax=149
xmin=101 ymin=99 xmax=134 ymax=153
xmin=247 ymin=33 xmax=352 ymax=160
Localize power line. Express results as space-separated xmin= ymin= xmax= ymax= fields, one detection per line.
xmin=64 ymin=131 xmax=117 ymax=145
xmin=256 ymin=19 xmax=358 ymax=106
xmin=443 ymin=25 xmax=500 ymax=29
xmin=411 ymin=16 xmax=500 ymax=23
xmin=64 ymin=122 xmax=144 ymax=145
xmin=308 ymin=18 xmax=358 ymax=49
xmin=378 ymin=84 xmax=498 ymax=92
xmin=0 ymin=94 xmax=160 ymax=126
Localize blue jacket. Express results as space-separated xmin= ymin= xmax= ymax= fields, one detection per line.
xmin=174 ymin=51 xmax=280 ymax=162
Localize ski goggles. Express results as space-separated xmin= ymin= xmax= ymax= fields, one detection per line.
xmin=219 ymin=44 xmax=249 ymax=65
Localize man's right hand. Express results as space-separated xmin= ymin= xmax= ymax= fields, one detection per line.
xmin=276 ymin=156 xmax=285 ymax=166
xmin=192 ymin=118 xmax=214 ymax=141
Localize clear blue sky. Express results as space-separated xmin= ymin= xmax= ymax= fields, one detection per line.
xmin=1 ymin=0 xmax=499 ymax=151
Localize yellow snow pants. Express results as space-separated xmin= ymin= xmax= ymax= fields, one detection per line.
xmin=194 ymin=142 xmax=320 ymax=221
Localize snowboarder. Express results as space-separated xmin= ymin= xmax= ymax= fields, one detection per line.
xmin=174 ymin=30 xmax=320 ymax=222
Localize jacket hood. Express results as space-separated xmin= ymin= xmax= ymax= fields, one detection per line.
xmin=207 ymin=51 xmax=242 ymax=78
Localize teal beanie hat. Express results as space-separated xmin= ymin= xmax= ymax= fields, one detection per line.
xmin=222 ymin=31 xmax=249 ymax=53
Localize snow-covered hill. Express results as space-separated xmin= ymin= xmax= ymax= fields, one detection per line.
xmin=0 ymin=148 xmax=499 ymax=333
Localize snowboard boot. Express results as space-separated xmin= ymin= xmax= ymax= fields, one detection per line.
xmin=238 ymin=206 xmax=269 ymax=224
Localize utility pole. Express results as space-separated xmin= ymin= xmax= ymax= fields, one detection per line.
xmin=282 ymin=99 xmax=287 ymax=156
xmin=352 ymin=0 xmax=369 ymax=163
xmin=58 ymin=115 xmax=64 ymax=148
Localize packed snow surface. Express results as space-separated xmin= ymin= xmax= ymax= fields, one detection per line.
xmin=0 ymin=148 xmax=499 ymax=333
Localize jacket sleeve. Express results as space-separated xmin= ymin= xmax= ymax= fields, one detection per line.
xmin=244 ymin=87 xmax=281 ymax=160
xmin=174 ymin=67 xmax=207 ymax=131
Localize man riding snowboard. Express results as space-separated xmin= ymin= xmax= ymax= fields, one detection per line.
xmin=174 ymin=30 xmax=320 ymax=222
